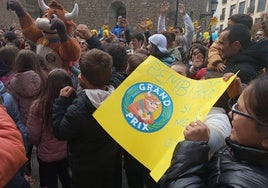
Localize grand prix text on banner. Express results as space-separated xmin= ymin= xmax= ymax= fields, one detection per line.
xmin=93 ymin=55 xmax=235 ymax=182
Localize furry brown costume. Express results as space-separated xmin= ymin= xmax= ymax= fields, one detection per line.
xmin=7 ymin=0 xmax=81 ymax=71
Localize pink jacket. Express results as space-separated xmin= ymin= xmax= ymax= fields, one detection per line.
xmin=27 ymin=101 xmax=67 ymax=162
xmin=7 ymin=70 xmax=41 ymax=124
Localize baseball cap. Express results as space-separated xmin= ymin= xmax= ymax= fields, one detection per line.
xmin=148 ymin=34 xmax=168 ymax=53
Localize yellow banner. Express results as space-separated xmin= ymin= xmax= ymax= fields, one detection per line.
xmin=93 ymin=55 xmax=235 ymax=182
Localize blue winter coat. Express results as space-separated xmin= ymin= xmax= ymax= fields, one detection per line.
xmin=0 ymin=81 xmax=28 ymax=153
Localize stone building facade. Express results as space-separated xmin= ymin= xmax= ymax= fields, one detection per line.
xmin=1 ymin=0 xmax=209 ymax=32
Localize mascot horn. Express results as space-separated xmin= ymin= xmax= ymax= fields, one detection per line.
xmin=7 ymin=0 xmax=81 ymax=71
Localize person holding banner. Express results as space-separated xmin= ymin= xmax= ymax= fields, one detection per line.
xmin=161 ymin=74 xmax=268 ymax=188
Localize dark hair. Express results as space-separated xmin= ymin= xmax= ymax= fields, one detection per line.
xmin=13 ymin=50 xmax=46 ymax=86
xmin=228 ymin=14 xmax=253 ymax=29
xmin=35 ymin=68 xmax=73 ymax=125
xmin=243 ymin=75 xmax=268 ymax=133
xmin=79 ymin=49 xmax=112 ymax=88
xmin=131 ymin=32 xmax=144 ymax=44
xmin=126 ymin=53 xmax=147 ymax=74
xmin=13 ymin=49 xmax=38 ymax=73
xmin=3 ymin=31 xmax=17 ymax=42
xmin=106 ymin=44 xmax=127 ymax=72
xmin=223 ymin=24 xmax=251 ymax=50
xmin=162 ymin=31 xmax=175 ymax=46
xmin=0 ymin=46 xmax=19 ymax=71
xmin=25 ymin=40 xmax=36 ymax=52
xmin=187 ymin=44 xmax=208 ymax=64
xmin=150 ymin=43 xmax=169 ymax=59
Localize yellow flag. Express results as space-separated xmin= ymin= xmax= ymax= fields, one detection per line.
xmin=93 ymin=55 xmax=235 ymax=182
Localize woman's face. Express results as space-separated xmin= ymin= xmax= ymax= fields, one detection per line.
xmin=191 ymin=48 xmax=204 ymax=68
xmin=228 ymin=87 xmax=264 ymax=148
xmin=79 ymin=40 xmax=88 ymax=52
xmin=147 ymin=42 xmax=152 ymax=54
xmin=24 ymin=42 xmax=31 ymax=50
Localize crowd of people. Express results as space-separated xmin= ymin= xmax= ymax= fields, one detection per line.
xmin=1 ymin=0 xmax=268 ymax=187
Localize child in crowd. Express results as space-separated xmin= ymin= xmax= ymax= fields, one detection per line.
xmin=125 ymin=53 xmax=147 ymax=75
xmin=187 ymin=44 xmax=208 ymax=80
xmin=7 ymin=49 xmax=43 ymax=179
xmin=27 ymin=69 xmax=72 ymax=188
xmin=0 ymin=46 xmax=19 ymax=87
xmin=52 ymin=49 xmax=118 ymax=188
xmin=7 ymin=49 xmax=43 ymax=124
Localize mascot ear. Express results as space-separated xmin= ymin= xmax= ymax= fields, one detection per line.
xmin=65 ymin=3 xmax=79 ymax=20
xmin=38 ymin=0 xmax=49 ymax=11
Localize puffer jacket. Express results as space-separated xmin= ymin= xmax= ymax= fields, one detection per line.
xmin=161 ymin=137 xmax=268 ymax=188
xmin=7 ymin=70 xmax=41 ymax=124
xmin=0 ymin=106 xmax=27 ymax=187
xmin=207 ymin=39 xmax=226 ymax=71
xmin=26 ymin=100 xmax=68 ymax=162
xmin=52 ymin=90 xmax=118 ymax=187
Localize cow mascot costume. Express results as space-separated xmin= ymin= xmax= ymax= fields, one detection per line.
xmin=7 ymin=0 xmax=81 ymax=71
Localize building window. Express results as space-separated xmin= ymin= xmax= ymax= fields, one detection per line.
xmin=230 ymin=4 xmax=236 ymax=17
xmin=220 ymin=8 xmax=225 ymax=21
xmin=257 ymin=0 xmax=266 ymax=12
xmin=248 ymin=0 xmax=255 ymax=13
xmin=239 ymin=1 xmax=246 ymax=14
xmin=222 ymin=0 xmax=227 ymax=4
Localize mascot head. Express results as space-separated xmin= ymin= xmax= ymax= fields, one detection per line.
xmin=36 ymin=0 xmax=78 ymax=37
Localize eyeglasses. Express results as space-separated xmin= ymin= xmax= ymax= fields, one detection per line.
xmin=79 ymin=41 xmax=86 ymax=45
xmin=231 ymin=103 xmax=255 ymax=120
xmin=231 ymin=103 xmax=268 ymax=127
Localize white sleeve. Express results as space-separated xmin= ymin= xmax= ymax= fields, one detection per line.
xmin=182 ymin=14 xmax=194 ymax=53
xmin=157 ymin=14 xmax=166 ymax=33
xmin=204 ymin=108 xmax=232 ymax=157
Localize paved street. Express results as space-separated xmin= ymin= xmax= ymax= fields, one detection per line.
xmin=30 ymin=147 xmax=130 ymax=188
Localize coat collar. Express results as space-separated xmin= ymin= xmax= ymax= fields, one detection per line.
xmin=226 ymin=137 xmax=268 ymax=166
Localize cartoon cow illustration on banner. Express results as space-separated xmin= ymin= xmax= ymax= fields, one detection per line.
xmin=128 ymin=92 xmax=161 ymax=125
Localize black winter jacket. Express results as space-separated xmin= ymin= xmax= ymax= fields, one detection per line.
xmin=161 ymin=137 xmax=268 ymax=188
xmin=224 ymin=39 xmax=268 ymax=84
xmin=52 ymin=91 xmax=118 ymax=187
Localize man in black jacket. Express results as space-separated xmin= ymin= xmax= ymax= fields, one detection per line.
xmin=219 ymin=24 xmax=268 ymax=84
xmin=219 ymin=24 xmax=267 ymax=84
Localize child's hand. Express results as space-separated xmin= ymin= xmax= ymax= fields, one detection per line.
xmin=60 ymin=86 xmax=76 ymax=98
xmin=183 ymin=120 xmax=210 ymax=142
xmin=216 ymin=62 xmax=226 ymax=72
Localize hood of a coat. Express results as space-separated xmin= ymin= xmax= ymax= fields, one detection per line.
xmin=161 ymin=55 xmax=176 ymax=67
xmin=84 ymin=85 xmax=114 ymax=108
xmin=9 ymin=70 xmax=41 ymax=97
